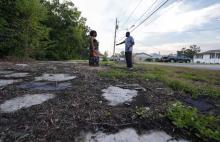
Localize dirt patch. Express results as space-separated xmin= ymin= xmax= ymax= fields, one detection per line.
xmin=0 ymin=61 xmax=218 ymax=142
xmin=75 ymin=65 xmax=107 ymax=71
xmin=184 ymin=97 xmax=214 ymax=112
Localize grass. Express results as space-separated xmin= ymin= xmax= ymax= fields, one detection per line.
xmin=167 ymin=102 xmax=220 ymax=141
xmin=98 ymin=62 xmax=220 ymax=97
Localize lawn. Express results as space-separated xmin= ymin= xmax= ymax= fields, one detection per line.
xmin=100 ymin=61 xmax=220 ymax=98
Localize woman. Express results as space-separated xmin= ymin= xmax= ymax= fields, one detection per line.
xmin=89 ymin=30 xmax=99 ymax=66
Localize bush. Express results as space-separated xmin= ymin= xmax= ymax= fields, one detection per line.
xmin=168 ymin=102 xmax=220 ymax=141
xmin=145 ymin=58 xmax=153 ymax=62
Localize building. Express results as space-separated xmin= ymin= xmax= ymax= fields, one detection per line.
xmin=134 ymin=53 xmax=152 ymax=62
xmin=150 ymin=53 xmax=162 ymax=61
xmin=193 ymin=50 xmax=220 ymax=64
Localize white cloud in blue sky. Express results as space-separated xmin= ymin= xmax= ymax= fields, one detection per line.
xmin=70 ymin=0 xmax=220 ymax=55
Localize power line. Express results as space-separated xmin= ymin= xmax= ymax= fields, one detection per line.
xmin=130 ymin=0 xmax=170 ymax=33
xmin=117 ymin=0 xmax=133 ymax=22
xmin=131 ymin=0 xmax=159 ymax=30
xmin=130 ymin=0 xmax=183 ymax=34
xmin=120 ymin=0 xmax=144 ymax=29
xmin=117 ymin=0 xmax=171 ymax=42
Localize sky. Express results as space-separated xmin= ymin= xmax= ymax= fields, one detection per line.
xmin=69 ymin=0 xmax=220 ymax=55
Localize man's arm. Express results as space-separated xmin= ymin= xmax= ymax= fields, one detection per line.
xmin=116 ymin=40 xmax=125 ymax=46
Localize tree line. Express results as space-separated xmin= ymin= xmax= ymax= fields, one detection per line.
xmin=0 ymin=0 xmax=89 ymax=60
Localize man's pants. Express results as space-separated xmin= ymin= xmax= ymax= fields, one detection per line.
xmin=125 ymin=51 xmax=132 ymax=68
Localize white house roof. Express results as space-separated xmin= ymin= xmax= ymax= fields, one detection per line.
xmin=197 ymin=49 xmax=220 ymax=55
xmin=134 ymin=53 xmax=152 ymax=57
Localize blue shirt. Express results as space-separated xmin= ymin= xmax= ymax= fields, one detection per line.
xmin=125 ymin=36 xmax=134 ymax=52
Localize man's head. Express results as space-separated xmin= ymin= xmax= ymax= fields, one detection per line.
xmin=126 ymin=32 xmax=130 ymax=37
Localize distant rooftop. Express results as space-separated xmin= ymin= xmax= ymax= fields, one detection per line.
xmin=197 ymin=49 xmax=220 ymax=54
xmin=134 ymin=52 xmax=152 ymax=57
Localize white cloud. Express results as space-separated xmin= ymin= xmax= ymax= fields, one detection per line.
xmin=68 ymin=0 xmax=220 ymax=55
xmin=216 ymin=36 xmax=220 ymax=40
xmin=138 ymin=2 xmax=220 ymax=34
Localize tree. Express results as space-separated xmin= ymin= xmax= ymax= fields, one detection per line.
xmin=178 ymin=45 xmax=201 ymax=59
xmin=42 ymin=0 xmax=89 ymax=60
xmin=16 ymin=0 xmax=48 ymax=57
xmin=0 ymin=0 xmax=48 ymax=57
xmin=0 ymin=0 xmax=89 ymax=60
xmin=103 ymin=51 xmax=108 ymax=61
xmin=120 ymin=51 xmax=125 ymax=57
xmin=0 ymin=0 xmax=19 ymax=57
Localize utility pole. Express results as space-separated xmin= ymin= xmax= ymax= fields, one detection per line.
xmin=113 ymin=18 xmax=118 ymax=60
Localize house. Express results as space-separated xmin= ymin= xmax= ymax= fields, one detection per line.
xmin=150 ymin=53 xmax=162 ymax=61
xmin=110 ymin=54 xmax=125 ymax=61
xmin=193 ymin=49 xmax=220 ymax=64
xmin=134 ymin=53 xmax=152 ymax=62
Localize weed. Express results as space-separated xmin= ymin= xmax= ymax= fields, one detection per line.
xmin=104 ymin=111 xmax=112 ymax=118
xmin=167 ymin=102 xmax=220 ymax=141
xmin=135 ymin=106 xmax=151 ymax=119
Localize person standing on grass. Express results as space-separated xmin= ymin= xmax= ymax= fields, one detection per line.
xmin=116 ymin=32 xmax=135 ymax=70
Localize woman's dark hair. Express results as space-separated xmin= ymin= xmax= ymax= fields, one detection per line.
xmin=90 ymin=30 xmax=97 ymax=37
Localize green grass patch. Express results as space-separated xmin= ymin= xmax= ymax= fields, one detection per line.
xmin=168 ymin=102 xmax=220 ymax=141
xmin=100 ymin=61 xmax=115 ymax=66
xmin=178 ymin=73 xmax=208 ymax=82
xmin=99 ymin=62 xmax=220 ymax=97
xmin=161 ymin=77 xmax=220 ymax=97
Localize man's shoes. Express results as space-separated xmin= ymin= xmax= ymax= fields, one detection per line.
xmin=128 ymin=68 xmax=133 ymax=71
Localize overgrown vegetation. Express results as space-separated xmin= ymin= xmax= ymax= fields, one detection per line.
xmin=167 ymin=102 xmax=220 ymax=141
xmin=98 ymin=63 xmax=220 ymax=97
xmin=0 ymin=0 xmax=89 ymax=60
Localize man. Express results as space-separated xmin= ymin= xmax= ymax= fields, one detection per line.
xmin=116 ymin=32 xmax=135 ymax=70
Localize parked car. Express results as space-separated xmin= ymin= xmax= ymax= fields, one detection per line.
xmin=160 ymin=56 xmax=176 ymax=62
xmin=160 ymin=56 xmax=191 ymax=63
xmin=176 ymin=56 xmax=191 ymax=63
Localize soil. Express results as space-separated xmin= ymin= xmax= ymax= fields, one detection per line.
xmin=0 ymin=61 xmax=219 ymax=142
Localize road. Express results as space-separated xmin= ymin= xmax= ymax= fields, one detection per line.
xmin=144 ymin=62 xmax=220 ymax=71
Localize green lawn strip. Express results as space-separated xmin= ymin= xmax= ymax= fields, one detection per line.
xmin=140 ymin=63 xmax=219 ymax=86
xmin=177 ymin=73 xmax=208 ymax=82
xmin=100 ymin=61 xmax=115 ymax=66
xmin=139 ymin=64 xmax=220 ymax=97
xmin=167 ymin=102 xmax=220 ymax=141
xmin=98 ymin=63 xmax=220 ymax=97
xmin=160 ymin=77 xmax=220 ymax=97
